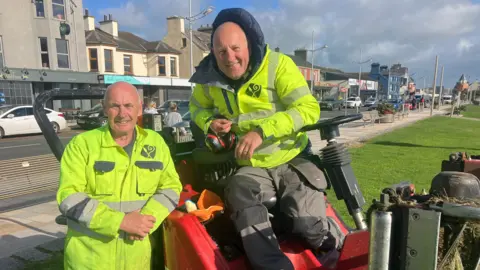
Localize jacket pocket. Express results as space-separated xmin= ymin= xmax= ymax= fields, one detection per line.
xmin=135 ymin=161 xmax=163 ymax=195
xmin=288 ymin=157 xmax=328 ymax=191
xmin=93 ymin=161 xmax=115 ymax=195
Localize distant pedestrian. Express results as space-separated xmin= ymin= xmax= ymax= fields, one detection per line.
xmin=164 ymin=102 xmax=186 ymax=135
xmin=144 ymin=101 xmax=158 ymax=114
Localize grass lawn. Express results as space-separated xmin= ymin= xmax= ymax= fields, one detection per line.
xmin=461 ymin=104 xmax=480 ymax=119
xmin=329 ymin=116 xmax=480 ymax=226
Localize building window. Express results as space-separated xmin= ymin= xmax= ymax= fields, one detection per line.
xmin=104 ymin=49 xmax=113 ymax=72
xmin=89 ymin=48 xmax=98 ymax=71
xmin=0 ymin=36 xmax=4 ymax=70
xmin=123 ymin=55 xmax=132 ymax=74
xmin=52 ymin=0 xmax=65 ymax=20
xmin=158 ymin=56 xmax=166 ymax=76
xmin=35 ymin=0 xmax=45 ymax=17
xmin=55 ymin=39 xmax=69 ymax=68
xmin=0 ymin=81 xmax=33 ymax=106
xmin=39 ymin=37 xmax=50 ymax=68
xmin=170 ymin=57 xmax=177 ymax=76
xmin=182 ymin=38 xmax=187 ymax=47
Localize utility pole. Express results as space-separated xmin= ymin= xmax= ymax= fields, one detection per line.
xmin=430 ymin=56 xmax=439 ymax=116
xmin=308 ymin=30 xmax=328 ymax=94
xmin=310 ymin=30 xmax=315 ymax=93
xmin=438 ymin=66 xmax=444 ymax=111
xmin=189 ymin=0 xmax=193 ymax=93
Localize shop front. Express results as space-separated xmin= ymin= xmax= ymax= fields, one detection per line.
xmin=0 ymin=67 xmax=100 ymax=111
xmin=348 ymin=78 xmax=378 ymax=101
xmin=99 ymin=75 xmax=192 ymax=106
xmin=314 ymin=80 xmax=349 ymax=100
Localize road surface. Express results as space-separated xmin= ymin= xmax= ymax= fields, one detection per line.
xmin=0 ymin=130 xmax=81 ymax=160
xmin=320 ymin=106 xmax=369 ymax=119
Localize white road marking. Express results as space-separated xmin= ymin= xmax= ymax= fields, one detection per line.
xmin=0 ymin=143 xmax=41 ymax=150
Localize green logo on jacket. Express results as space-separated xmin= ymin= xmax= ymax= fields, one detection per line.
xmin=141 ymin=145 xmax=156 ymax=159
xmin=246 ymin=83 xmax=262 ymax=98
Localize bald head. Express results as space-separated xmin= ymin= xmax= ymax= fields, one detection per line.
xmin=104 ymin=81 xmax=140 ymax=104
xmin=212 ymin=22 xmax=250 ymax=80
xmin=103 ymin=81 xmax=142 ymax=138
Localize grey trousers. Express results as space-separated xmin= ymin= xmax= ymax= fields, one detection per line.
xmin=224 ymin=157 xmax=343 ymax=270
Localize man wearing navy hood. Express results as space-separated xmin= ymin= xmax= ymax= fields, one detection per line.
xmin=189 ymin=8 xmax=343 ymax=270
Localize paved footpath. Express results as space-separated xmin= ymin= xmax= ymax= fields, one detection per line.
xmin=0 ymin=107 xmax=450 ymax=269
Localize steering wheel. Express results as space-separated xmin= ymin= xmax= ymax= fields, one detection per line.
xmin=300 ymin=113 xmax=362 ymax=141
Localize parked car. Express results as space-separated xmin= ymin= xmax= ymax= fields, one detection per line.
xmin=364 ymin=98 xmax=377 ymax=107
xmin=346 ymin=96 xmax=362 ymax=108
xmin=0 ymin=105 xmax=66 ymax=139
xmin=76 ymin=103 xmax=107 ymax=130
xmin=319 ymin=98 xmax=342 ymax=111
xmin=442 ymin=95 xmax=453 ymax=104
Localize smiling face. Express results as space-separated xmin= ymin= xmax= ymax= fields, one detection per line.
xmin=103 ymin=82 xmax=142 ymax=138
xmin=212 ymin=22 xmax=250 ymax=80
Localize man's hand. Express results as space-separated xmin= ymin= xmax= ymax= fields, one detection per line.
xmin=235 ymin=130 xmax=263 ymax=160
xmin=210 ymin=119 xmax=232 ymax=135
xmin=120 ymin=210 xmax=156 ymax=239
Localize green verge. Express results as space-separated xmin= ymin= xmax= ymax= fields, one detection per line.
xmin=461 ymin=104 xmax=480 ymax=119
xmin=329 ymin=116 xmax=480 ymax=227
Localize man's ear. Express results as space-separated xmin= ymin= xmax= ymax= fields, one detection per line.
xmin=101 ymin=100 xmax=107 ymax=114
xmin=138 ymin=101 xmax=144 ymax=117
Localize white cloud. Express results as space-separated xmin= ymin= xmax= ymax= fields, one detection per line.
xmin=98 ymin=2 xmax=148 ymax=28
xmin=88 ymin=0 xmax=480 ymax=87
xmin=457 ymin=39 xmax=474 ymax=55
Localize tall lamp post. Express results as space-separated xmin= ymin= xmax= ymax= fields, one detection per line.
xmin=185 ymin=3 xmax=215 ymax=92
xmin=352 ymin=48 xmax=372 ymax=99
xmin=307 ymin=30 xmax=327 ymax=94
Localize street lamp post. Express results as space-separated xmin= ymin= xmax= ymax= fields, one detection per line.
xmin=185 ymin=2 xmax=215 ymax=92
xmin=307 ymin=30 xmax=327 ymax=95
xmin=352 ymin=49 xmax=372 ymax=112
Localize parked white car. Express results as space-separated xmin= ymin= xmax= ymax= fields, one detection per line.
xmin=442 ymin=95 xmax=453 ymax=104
xmin=346 ymin=97 xmax=362 ymax=108
xmin=0 ymin=105 xmax=67 ymax=139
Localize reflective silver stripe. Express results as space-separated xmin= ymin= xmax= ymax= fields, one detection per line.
xmin=59 ymin=192 xmax=99 ymax=227
xmin=67 ymin=218 xmax=111 ymax=239
xmin=189 ymin=95 xmax=205 ymax=108
xmin=255 ymin=138 xmax=297 ymax=154
xmin=266 ymin=88 xmax=281 ymax=103
xmin=281 ymin=86 xmax=311 ymax=105
xmin=236 ymin=110 xmax=275 ymax=123
xmin=151 ymin=189 xmax=179 ymax=212
xmin=103 ymin=200 xmax=148 ymax=213
xmin=267 ymin=52 xmax=279 ymax=91
xmin=287 ymin=109 xmax=305 ymax=131
xmin=67 ymin=219 xmax=129 ymax=240
xmin=240 ymin=221 xmax=274 ymax=237
xmin=202 ymin=84 xmax=213 ymax=101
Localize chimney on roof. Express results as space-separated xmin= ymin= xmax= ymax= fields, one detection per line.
xmin=275 ymin=47 xmax=280 ymax=52
xmin=167 ymin=16 xmax=185 ymax=34
xmin=83 ymin=8 xmax=95 ymax=31
xmin=294 ymin=48 xmax=308 ymax=65
xmin=99 ymin=14 xmax=118 ymax=37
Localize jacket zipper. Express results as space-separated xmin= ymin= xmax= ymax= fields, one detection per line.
xmin=222 ymin=89 xmax=234 ymax=115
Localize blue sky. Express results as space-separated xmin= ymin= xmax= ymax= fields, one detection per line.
xmin=81 ymin=0 xmax=480 ymax=88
